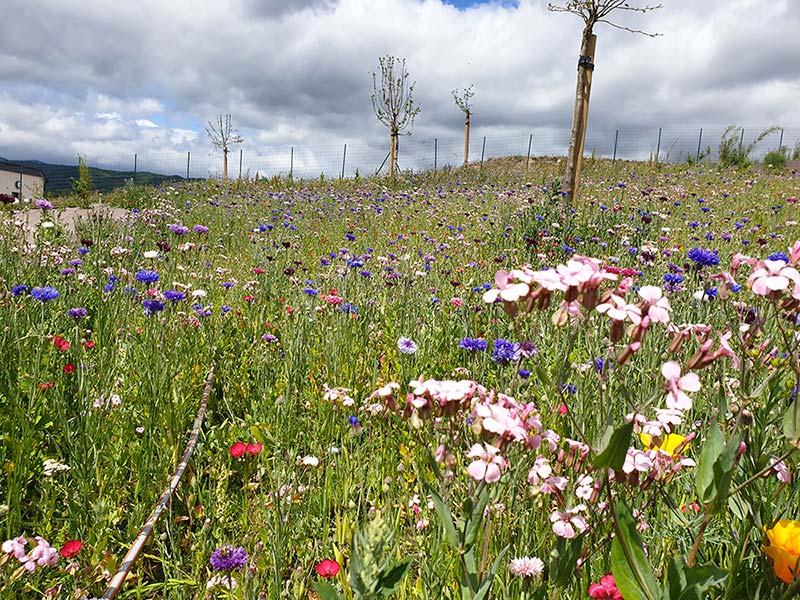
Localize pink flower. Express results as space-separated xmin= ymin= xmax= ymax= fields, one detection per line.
xmin=596 ymin=294 xmax=641 ymax=324
xmin=589 ymin=573 xmax=623 ymax=600
xmin=482 ymin=270 xmax=530 ymax=304
xmin=638 ymin=285 xmax=671 ymax=323
xmin=550 ymin=505 xmax=588 ymax=539
xmin=229 ymin=442 xmax=247 ymax=458
xmin=508 ymin=556 xmax=544 ymax=578
xmin=661 ymin=361 xmax=701 ymax=410
xmin=466 ymin=443 xmax=506 ymax=483
xmin=747 ymin=260 xmax=800 ymax=298
xmin=2 ymin=536 xmax=27 ymax=561
xmin=29 ymin=537 xmax=59 ymax=568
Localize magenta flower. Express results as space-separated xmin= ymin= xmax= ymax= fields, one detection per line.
xmin=589 ymin=573 xmax=623 ymax=599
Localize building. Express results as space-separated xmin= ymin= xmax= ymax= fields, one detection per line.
xmin=0 ymin=161 xmax=46 ymax=199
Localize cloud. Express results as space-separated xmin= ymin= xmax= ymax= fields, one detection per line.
xmin=0 ymin=0 xmax=797 ymax=168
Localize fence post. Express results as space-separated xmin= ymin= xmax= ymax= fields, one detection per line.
xmin=480 ymin=136 xmax=486 ymax=167
xmin=526 ymin=133 xmax=533 ymax=170
xmin=238 ymin=149 xmax=243 ymax=180
xmin=289 ymin=147 xmax=294 ymax=181
xmin=133 ymin=154 xmax=137 ymax=185
xmin=18 ymin=163 xmax=23 ymax=199
xmin=612 ymin=129 xmax=619 ymax=162
xmin=696 ymin=128 xmax=703 ymax=161
xmin=341 ymin=144 xmax=347 ymax=180
xmin=186 ymin=152 xmax=190 ymax=180
xmin=655 ymin=128 xmax=662 ymax=162
xmin=739 ymin=129 xmax=745 ymax=153
xmin=778 ymin=128 xmax=785 ymax=150
xmin=434 ymin=138 xmax=437 ymax=172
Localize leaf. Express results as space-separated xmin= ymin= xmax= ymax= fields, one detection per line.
xmin=430 ymin=491 xmax=460 ymax=551
xmin=550 ymin=535 xmax=584 ymax=587
xmin=313 ymin=582 xmax=343 ymax=600
xmin=706 ymin=434 xmax=740 ymax=513
xmin=595 ymin=421 xmax=634 ymax=471
xmin=463 ymin=485 xmax=490 ymax=551
xmin=611 ymin=500 xmax=659 ymax=600
xmin=783 ymin=401 xmax=799 ymax=442
xmin=376 ymin=558 xmax=413 ymax=596
xmin=472 ymin=545 xmax=509 ymax=600
xmin=663 ymin=556 xmax=727 ymax=600
xmin=695 ymin=425 xmax=723 ymax=503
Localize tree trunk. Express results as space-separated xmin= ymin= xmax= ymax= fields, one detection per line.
xmin=463 ymin=112 xmax=470 ymax=166
xmin=223 ymin=147 xmax=229 ymax=181
xmin=389 ymin=130 xmax=398 ymax=182
xmin=564 ymin=26 xmax=596 ymax=204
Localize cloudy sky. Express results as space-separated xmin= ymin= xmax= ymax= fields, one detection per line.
xmin=1 ymin=0 xmax=797 ymax=173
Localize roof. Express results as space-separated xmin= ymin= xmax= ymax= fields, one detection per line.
xmin=0 ymin=161 xmax=46 ymax=179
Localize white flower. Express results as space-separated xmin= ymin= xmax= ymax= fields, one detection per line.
xmin=509 ymin=556 xmax=544 ymax=578
xmin=300 ymin=455 xmax=319 ymax=467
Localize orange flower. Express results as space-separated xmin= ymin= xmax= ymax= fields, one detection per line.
xmin=762 ymin=520 xmax=800 ymax=583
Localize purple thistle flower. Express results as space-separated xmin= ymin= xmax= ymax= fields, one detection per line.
xmin=210 ymin=545 xmax=247 ymax=572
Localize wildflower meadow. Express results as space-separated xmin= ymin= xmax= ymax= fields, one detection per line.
xmin=1 ymin=158 xmax=799 ymax=599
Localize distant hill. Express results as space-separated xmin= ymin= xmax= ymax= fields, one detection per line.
xmin=0 ymin=157 xmax=186 ymax=195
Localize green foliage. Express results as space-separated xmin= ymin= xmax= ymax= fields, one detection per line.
xmin=718 ymin=125 xmax=781 ymax=169
xmin=762 ymin=146 xmax=789 ymax=170
xmin=72 ymin=156 xmax=93 ymax=200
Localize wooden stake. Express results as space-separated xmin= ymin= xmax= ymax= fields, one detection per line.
xmin=463 ymin=112 xmax=470 ymax=166
xmin=565 ymin=31 xmax=597 ymax=204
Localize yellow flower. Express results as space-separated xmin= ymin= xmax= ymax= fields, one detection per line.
xmin=762 ymin=520 xmax=800 ymax=583
xmin=639 ymin=433 xmax=688 ymax=458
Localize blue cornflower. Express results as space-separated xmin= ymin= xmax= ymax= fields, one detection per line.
xmin=193 ymin=224 xmax=209 ymax=234
xmin=687 ymin=248 xmax=720 ymax=267
xmin=67 ymin=307 xmax=88 ymax=319
xmin=303 ymin=288 xmax=318 ymax=296
xmin=345 ymin=232 xmax=356 ymax=241
xmin=459 ymin=338 xmax=487 ymax=352
xmin=348 ymin=415 xmax=360 ymax=427
xmin=397 ymin=337 xmax=418 ymax=355
xmin=492 ymin=339 xmax=518 ymax=365
xmin=169 ymin=224 xmax=189 ymax=235
xmin=12 ymin=285 xmax=28 ymax=296
xmin=518 ymin=369 xmax=531 ymax=379
xmin=135 ymin=270 xmax=160 ymax=284
xmin=339 ymin=303 xmax=358 ymax=314
xmin=221 ymin=305 xmax=232 ymax=314
xmin=767 ymin=251 xmax=790 ymax=263
xmin=31 ymin=286 xmax=59 ymax=301
xmin=142 ymin=299 xmax=165 ymax=315
xmin=663 ymin=273 xmax=684 ymax=285
xmin=164 ymin=290 xmax=186 ymax=302
xmin=561 ymin=383 xmax=578 ymax=394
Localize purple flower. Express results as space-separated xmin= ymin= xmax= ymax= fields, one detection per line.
xmin=210 ymin=545 xmax=247 ymax=572
xmin=12 ymin=285 xmax=28 ymax=296
xmin=135 ymin=270 xmax=159 ymax=284
xmin=492 ymin=339 xmax=518 ymax=365
xmin=459 ymin=338 xmax=487 ymax=352
xmin=397 ymin=337 xmax=418 ymax=355
xmin=35 ymin=199 xmax=54 ymax=210
xmin=169 ymin=224 xmax=189 ymax=235
xmin=687 ymin=247 xmax=719 ymax=267
xmin=67 ymin=307 xmax=88 ymax=319
xmin=193 ymin=224 xmax=209 ymax=234
xmin=31 ymin=286 xmax=59 ymax=301
xmin=142 ymin=299 xmax=165 ymax=315
xmin=164 ymin=290 xmax=186 ymax=302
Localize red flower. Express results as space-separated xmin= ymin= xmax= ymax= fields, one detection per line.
xmin=253 ymin=267 xmax=265 ymax=275
xmin=52 ymin=335 xmax=70 ymax=351
xmin=315 ymin=559 xmax=340 ymax=578
xmin=229 ymin=442 xmax=247 ymax=458
xmin=60 ymin=540 xmax=82 ymax=558
xmin=83 ymin=340 xmax=96 ymax=349
xmin=246 ymin=443 xmax=263 ymax=456
xmin=243 ymin=295 xmax=256 ymax=303
xmin=63 ymin=363 xmax=76 ymax=375
xmin=588 ymin=573 xmax=622 ymax=600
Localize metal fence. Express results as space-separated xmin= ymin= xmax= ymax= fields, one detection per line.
xmin=5 ymin=124 xmax=799 ymax=196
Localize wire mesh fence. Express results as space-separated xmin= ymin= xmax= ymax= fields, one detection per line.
xmin=3 ymin=125 xmax=798 ymax=196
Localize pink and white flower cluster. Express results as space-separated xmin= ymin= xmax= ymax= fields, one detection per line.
xmin=2 ymin=536 xmax=59 ymax=573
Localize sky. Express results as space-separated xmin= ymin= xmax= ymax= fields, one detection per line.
xmin=1 ymin=0 xmax=798 ymax=173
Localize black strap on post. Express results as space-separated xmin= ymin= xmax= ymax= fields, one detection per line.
xmin=578 ymin=55 xmax=595 ymax=71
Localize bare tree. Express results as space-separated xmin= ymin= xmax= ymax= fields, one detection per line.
xmin=371 ymin=56 xmax=421 ymax=182
xmin=206 ymin=114 xmax=244 ymax=181
xmin=550 ymin=1 xmax=661 ymax=203
xmin=452 ymin=85 xmax=475 ymax=167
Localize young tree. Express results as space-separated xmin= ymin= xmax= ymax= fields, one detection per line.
xmin=206 ymin=114 xmax=244 ymax=181
xmin=550 ymin=1 xmax=660 ymax=204
xmin=452 ymin=85 xmax=475 ymax=167
xmin=371 ymin=56 xmax=421 ymax=182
